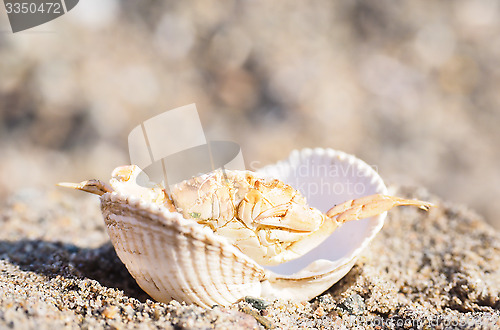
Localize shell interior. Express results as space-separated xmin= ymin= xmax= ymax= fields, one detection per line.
xmin=258 ymin=148 xmax=387 ymax=277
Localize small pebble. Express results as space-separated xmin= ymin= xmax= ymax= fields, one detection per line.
xmin=102 ymin=306 xmax=120 ymax=319
xmin=244 ymin=296 xmax=270 ymax=310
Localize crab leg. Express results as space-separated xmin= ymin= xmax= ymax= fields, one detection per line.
xmin=57 ymin=180 xmax=113 ymax=196
xmin=326 ymin=194 xmax=434 ymax=224
xmin=275 ymin=194 xmax=434 ymax=264
xmin=58 ymin=178 xmax=178 ymax=212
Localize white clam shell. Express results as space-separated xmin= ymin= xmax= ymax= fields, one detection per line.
xmin=100 ymin=148 xmax=387 ymax=307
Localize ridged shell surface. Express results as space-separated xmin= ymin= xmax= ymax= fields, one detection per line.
xmin=101 ymin=193 xmax=266 ymax=308
xmin=100 ymin=148 xmax=387 ymax=306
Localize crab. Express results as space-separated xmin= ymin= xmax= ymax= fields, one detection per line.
xmin=60 ymin=165 xmax=432 ymax=266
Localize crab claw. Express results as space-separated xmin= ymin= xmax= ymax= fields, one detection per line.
xmin=274 ymin=194 xmax=435 ymax=265
xmin=57 ymin=180 xmax=113 ymax=196
xmin=254 ymin=203 xmax=324 ymax=232
xmin=326 ymin=194 xmax=435 ymax=224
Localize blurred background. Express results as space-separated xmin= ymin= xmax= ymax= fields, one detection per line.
xmin=1 ymin=0 xmax=499 ymax=228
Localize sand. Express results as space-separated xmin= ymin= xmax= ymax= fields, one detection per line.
xmin=0 ymin=186 xmax=498 ymax=329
